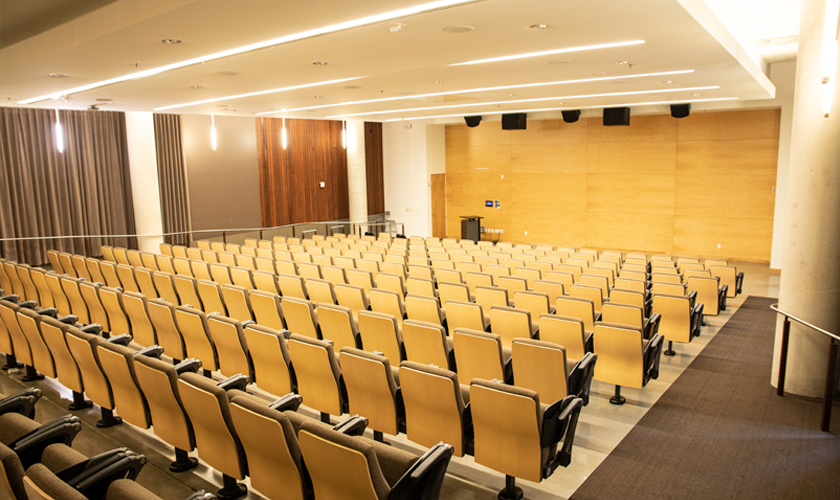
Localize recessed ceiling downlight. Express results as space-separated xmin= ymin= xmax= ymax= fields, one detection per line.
xmin=49 ymin=73 xmax=67 ymax=78
xmin=313 ymin=61 xmax=328 ymax=66
xmin=443 ymin=25 xmax=474 ymax=33
xmin=161 ymin=39 xmax=182 ymax=44
xmin=548 ymin=60 xmax=572 ymax=65
xmin=529 ymin=24 xmax=548 ymax=29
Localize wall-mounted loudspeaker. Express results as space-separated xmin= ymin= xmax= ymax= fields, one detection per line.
xmin=501 ymin=113 xmax=527 ymax=130
xmin=603 ymin=107 xmax=630 ymax=126
xmin=464 ymin=116 xmax=482 ymax=128
xmin=562 ymin=110 xmax=581 ymax=123
xmin=670 ymin=103 xmax=691 ymax=119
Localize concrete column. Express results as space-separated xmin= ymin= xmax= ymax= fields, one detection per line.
xmin=346 ymin=120 xmax=368 ymax=226
xmin=772 ymin=0 xmax=840 ymax=396
xmin=124 ymin=112 xmax=164 ymax=254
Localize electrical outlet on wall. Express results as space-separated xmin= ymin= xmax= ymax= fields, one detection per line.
xmin=524 ymin=231 xmax=528 ymax=236
xmin=717 ymin=243 xmax=721 ymax=248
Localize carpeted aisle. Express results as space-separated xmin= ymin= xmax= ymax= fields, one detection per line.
xmin=571 ymin=296 xmax=840 ymax=500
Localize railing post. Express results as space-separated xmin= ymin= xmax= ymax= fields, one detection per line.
xmin=777 ymin=316 xmax=791 ymax=396
xmin=259 ymin=230 xmax=264 ymax=241
xmin=222 ymin=231 xmax=227 ymax=244
xmin=821 ymin=339 xmax=838 ymax=432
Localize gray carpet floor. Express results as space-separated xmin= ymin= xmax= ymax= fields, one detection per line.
xmin=571 ymin=296 xmax=840 ymax=500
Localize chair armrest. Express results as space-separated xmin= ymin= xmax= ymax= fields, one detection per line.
xmin=736 ymin=272 xmax=745 ymax=294
xmin=17 ymin=300 xmax=37 ymax=310
xmin=107 ymin=334 xmax=133 ymax=346
xmin=280 ymin=329 xmax=292 ymax=339
xmin=389 ymin=442 xmax=454 ymax=500
xmin=241 ymin=320 xmax=255 ymax=327
xmin=541 ymin=396 xmax=584 ymax=477
xmin=0 ymin=387 xmax=42 ymax=418
xmin=691 ymin=304 xmax=705 ymax=338
xmin=63 ymin=449 xmax=147 ymax=499
xmin=645 ymin=312 xmax=662 ymax=340
xmin=174 ymin=358 xmax=203 ymax=375
xmin=567 ymin=353 xmax=598 ymax=406
xmin=332 ymin=415 xmax=368 ymax=436
xmin=11 ymin=415 xmax=83 ymax=469
xmin=269 ymin=393 xmax=303 ymax=412
xmin=36 ymin=307 xmax=59 ymax=318
xmin=57 ymin=314 xmax=78 ymax=325
xmin=216 ymin=374 xmax=249 ymax=392
xmin=644 ymin=334 xmax=664 ymax=383
xmin=687 ymin=290 xmax=697 ymax=310
xmin=0 ymin=294 xmax=20 ymax=303
xmin=133 ymin=346 xmax=164 ymax=359
xmin=719 ymin=285 xmax=729 ymax=311
xmin=80 ymin=323 xmax=103 ymax=336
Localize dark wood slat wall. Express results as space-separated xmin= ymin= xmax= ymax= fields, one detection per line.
xmin=364 ymin=122 xmax=385 ymax=215
xmin=257 ymin=118 xmax=352 ymax=226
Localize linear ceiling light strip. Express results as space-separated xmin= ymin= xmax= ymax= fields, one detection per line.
xmin=450 ymin=39 xmax=645 ymax=66
xmin=257 ymin=69 xmax=695 ymax=115
xmin=18 ymin=0 xmax=482 ymax=105
xmin=382 ymin=97 xmax=739 ymax=121
xmin=325 ymin=86 xmax=720 ymax=118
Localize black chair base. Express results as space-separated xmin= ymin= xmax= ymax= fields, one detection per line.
xmin=96 ymin=408 xmax=122 ymax=428
xmin=320 ymin=412 xmax=331 ymax=424
xmin=68 ymin=391 xmax=93 ymax=411
xmin=170 ymin=448 xmax=198 ymax=472
xmin=664 ymin=341 xmax=676 ymax=356
xmin=499 ymin=476 xmax=524 ymax=500
xmin=2 ymin=354 xmax=23 ymax=371
xmin=21 ymin=366 xmax=44 ymax=381
xmin=609 ymin=386 xmax=626 ymax=405
xmin=218 ymin=474 xmax=247 ymax=500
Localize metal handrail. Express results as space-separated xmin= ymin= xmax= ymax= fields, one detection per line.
xmin=771 ymin=303 xmax=839 ymax=432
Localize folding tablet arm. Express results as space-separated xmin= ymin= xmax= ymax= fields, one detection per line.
xmin=568 ymin=353 xmax=598 ymax=406
xmin=55 ymin=447 xmax=147 ymax=499
xmin=0 ymin=387 xmax=42 ymax=418
xmin=10 ymin=415 xmax=82 ymax=468
xmin=388 ymin=442 xmax=455 ymax=500
xmin=541 ymin=396 xmax=584 ymax=477
xmin=643 ymin=333 xmax=665 ymax=383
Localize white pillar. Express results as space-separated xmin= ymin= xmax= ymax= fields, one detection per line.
xmin=124 ymin=112 xmax=164 ymax=254
xmin=346 ymin=120 xmax=368 ymax=226
xmin=772 ymin=0 xmax=840 ymax=396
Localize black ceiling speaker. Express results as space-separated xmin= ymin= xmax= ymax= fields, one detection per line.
xmin=603 ymin=107 xmax=630 ymax=126
xmin=501 ymin=113 xmax=527 ymax=130
xmin=562 ymin=110 xmax=581 ymax=123
xmin=464 ymin=115 xmax=482 ymax=128
xmin=670 ymin=103 xmax=691 ymax=119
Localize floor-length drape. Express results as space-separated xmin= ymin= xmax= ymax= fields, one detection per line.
xmin=0 ymin=107 xmax=135 ymax=265
xmin=153 ymin=113 xmax=191 ymax=246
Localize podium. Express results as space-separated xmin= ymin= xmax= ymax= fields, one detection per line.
xmin=460 ymin=216 xmax=483 ymax=243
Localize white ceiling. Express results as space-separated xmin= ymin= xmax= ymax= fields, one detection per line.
xmin=0 ymin=0 xmax=798 ymax=122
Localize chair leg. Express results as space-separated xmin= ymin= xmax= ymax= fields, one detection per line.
xmin=320 ymin=412 xmax=331 ymax=424
xmin=68 ymin=391 xmax=93 ymax=411
xmin=498 ymin=475 xmax=523 ymax=500
xmin=170 ymin=447 xmax=198 ymax=472
xmin=96 ymin=407 xmax=122 ymax=428
xmin=2 ymin=353 xmax=23 ymax=371
xmin=609 ymin=385 xmax=626 ymax=405
xmin=203 ymin=369 xmax=213 ymax=378
xmin=22 ymin=365 xmax=44 ymax=381
xmin=664 ymin=340 xmax=676 ymax=356
xmin=217 ymin=474 xmax=247 ymax=500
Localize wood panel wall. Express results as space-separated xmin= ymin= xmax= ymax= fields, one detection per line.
xmin=257 ymin=118 xmax=349 ymax=226
xmin=445 ymin=109 xmax=780 ymax=261
xmin=365 ymin=122 xmax=385 ymax=215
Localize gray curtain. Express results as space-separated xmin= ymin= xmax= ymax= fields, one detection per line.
xmin=0 ymin=107 xmax=135 ymax=265
xmin=153 ymin=113 xmax=191 ymax=246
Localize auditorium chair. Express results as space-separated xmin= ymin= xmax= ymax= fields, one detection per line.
xmin=15 ymin=308 xmax=58 ymax=382
xmin=251 ymin=270 xmax=280 ymax=295
xmin=444 ymin=300 xmax=489 ymax=336
xmin=177 ymin=372 xmax=250 ymax=499
xmin=405 ymin=277 xmax=438 ymax=299
xmin=242 ymin=323 xmax=295 ymax=396
xmin=305 ymin=278 xmax=337 ymax=305
xmin=435 ymin=268 xmax=463 ymax=286
xmin=358 ymin=311 xmax=404 ymax=362
xmin=496 ymin=275 xmax=528 ymax=296
xmin=298 ymin=418 xmax=453 ymax=500
xmin=46 ymin=250 xmax=65 ymax=272
xmin=57 ymin=254 xmax=77 ymax=278
xmin=322 ymin=265 xmax=348 ymax=287
xmin=171 ymin=245 xmax=188 ymax=259
xmin=146 ymin=299 xmax=187 ymax=361
xmin=278 ymin=274 xmax=308 ymax=300
xmin=121 ymin=292 xmax=157 ymax=347
xmin=248 ymin=290 xmax=285 ymax=331
xmin=401 ymin=320 xmax=455 ymax=371
xmin=530 ymin=280 xmax=565 ymax=305
xmin=65 ymin=327 xmax=127 ymax=427
xmin=115 ymin=264 xmax=140 ymax=294
xmin=219 ymin=285 xmax=253 ymax=323
xmin=206 ymin=316 xmax=254 ymax=381
xmin=511 ymin=338 xmax=597 ymax=405
xmin=538 ymin=314 xmax=592 ymax=361
xmin=489 ymin=306 xmax=538 ymax=347
xmin=569 ymin=284 xmax=605 ymax=315
xmin=173 ymin=258 xmax=194 ymax=278
xmin=190 ymin=260 xmax=212 ymax=282
xmin=59 ymin=276 xmax=91 ymax=326
xmin=399 ymin=361 xmax=472 ymax=457
xmin=174 ymin=307 xmax=219 ymax=375
xmin=134 ymin=268 xmax=159 ymax=300
xmin=465 ymin=271 xmax=494 ymax=295
xmin=474 ymin=285 xmax=512 ymax=312
xmin=209 ymin=263 xmax=233 ymax=286
xmin=314 ymin=303 xmax=361 ymax=351
xmin=556 ymin=295 xmax=599 ymax=332
xmin=196 ymin=280 xmax=227 ymax=316
xmin=651 ymin=294 xmax=704 ymax=356
xmin=368 ymin=289 xmax=406 ymax=327
xmin=686 ymin=276 xmax=727 ymax=316
xmin=152 ymin=272 xmax=180 ymax=306
xmin=376 ymin=273 xmax=407 ymax=296
xmin=156 ymin=254 xmax=176 ymax=276
xmin=96 ymin=342 xmax=156 ymax=432
xmin=282 ymin=297 xmax=322 ymax=339
xmin=512 ymin=291 xmax=555 ymax=327
xmin=593 ymin=322 xmax=664 ymax=405
xmin=230 ymin=267 xmax=255 ymax=290
xmin=405 ymin=294 xmax=446 ymax=329
xmin=297 ymin=262 xmax=321 ymax=281
xmin=14 ymin=264 xmax=41 ymax=304
xmin=452 ymin=328 xmax=511 ymax=384
xmin=30 ymin=268 xmax=55 ymax=310
xmin=340 ymin=347 xmax=403 ymax=442
xmin=579 ymin=274 xmax=610 ymax=300
xmin=98 ymin=287 xmax=132 ymax=338
xmin=600 ymin=303 xmax=661 ymax=340
xmin=287 ymin=334 xmax=348 ymax=423
xmin=113 ymin=248 xmax=130 ymax=266
xmin=174 ymin=275 xmax=204 ymax=309
xmin=0 ymin=300 xmax=44 ymax=381
xmin=609 ymin=288 xmax=651 ymax=316
xmin=709 ymin=265 xmax=744 ymax=298
xmin=408 ymin=264 xmax=435 ymax=282
xmin=436 ymin=281 xmax=471 ymax=305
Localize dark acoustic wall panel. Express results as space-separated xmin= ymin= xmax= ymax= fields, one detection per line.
xmin=257 ymin=118 xmax=350 ymax=226
xmin=365 ymin=122 xmax=385 ymax=215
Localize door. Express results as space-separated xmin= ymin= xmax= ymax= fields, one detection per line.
xmin=431 ymin=174 xmax=446 ymax=238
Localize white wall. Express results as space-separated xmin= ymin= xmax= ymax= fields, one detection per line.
xmin=124 ymin=111 xmax=164 ymax=253
xmin=768 ymin=60 xmax=797 ymax=270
